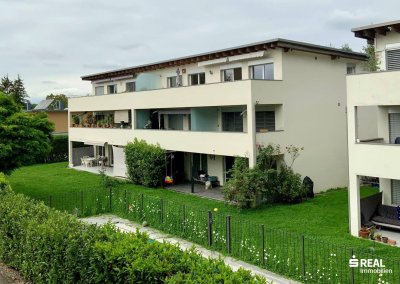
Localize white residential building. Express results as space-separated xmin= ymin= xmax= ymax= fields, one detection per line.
xmin=347 ymin=20 xmax=400 ymax=236
xmin=68 ymin=38 xmax=365 ymax=191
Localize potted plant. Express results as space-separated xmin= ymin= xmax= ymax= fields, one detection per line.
xmin=359 ymin=227 xmax=370 ymax=239
xmin=382 ymin=236 xmax=388 ymax=243
xmin=72 ymin=115 xmax=80 ymax=127
xmin=375 ymin=234 xmax=382 ymax=242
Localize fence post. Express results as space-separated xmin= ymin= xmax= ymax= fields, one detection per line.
xmin=350 ymin=248 xmax=355 ymax=284
xmin=160 ymin=199 xmax=164 ymax=223
xmin=208 ymin=210 xmax=213 ymax=247
xmin=261 ymin=224 xmax=265 ymax=267
xmin=140 ymin=193 xmax=144 ymax=220
xmin=301 ymin=235 xmax=305 ymax=277
xmin=182 ymin=205 xmax=186 ymax=233
xmin=124 ymin=189 xmax=127 ymax=213
xmin=226 ymin=216 xmax=231 ymax=254
xmin=109 ymin=187 xmax=112 ymax=212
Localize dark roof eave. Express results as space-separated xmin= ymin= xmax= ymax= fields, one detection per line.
xmin=81 ymin=39 xmax=367 ymax=81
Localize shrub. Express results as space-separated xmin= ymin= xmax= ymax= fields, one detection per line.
xmin=125 ymin=138 xmax=165 ymax=187
xmin=223 ymin=158 xmax=266 ymax=208
xmin=48 ymin=134 xmax=68 ymax=162
xmin=0 ymin=184 xmax=267 ymax=283
xmin=224 ymin=144 xmax=306 ymax=207
xmin=0 ymin=172 xmax=10 ymax=192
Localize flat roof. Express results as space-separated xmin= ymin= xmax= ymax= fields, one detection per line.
xmin=352 ymin=20 xmax=400 ymax=43
xmin=81 ymin=38 xmax=367 ymax=81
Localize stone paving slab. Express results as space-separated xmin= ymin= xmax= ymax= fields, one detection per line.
xmin=81 ymin=214 xmax=299 ymax=284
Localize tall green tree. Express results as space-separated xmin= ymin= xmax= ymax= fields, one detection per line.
xmin=0 ymin=75 xmax=29 ymax=106
xmin=0 ymin=92 xmax=54 ymax=173
xmin=362 ymin=44 xmax=380 ymax=71
xmin=0 ymin=75 xmax=13 ymax=95
xmin=340 ymin=43 xmax=353 ymax=52
xmin=46 ymin=93 xmax=68 ymax=108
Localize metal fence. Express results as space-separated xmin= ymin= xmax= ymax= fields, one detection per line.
xmin=37 ymin=188 xmax=400 ymax=283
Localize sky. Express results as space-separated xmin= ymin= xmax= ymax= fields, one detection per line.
xmin=1 ymin=0 xmax=399 ymax=103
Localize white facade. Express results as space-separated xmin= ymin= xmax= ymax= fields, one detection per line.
xmin=348 ymin=21 xmax=400 ymax=236
xmin=69 ymin=39 xmax=365 ymax=190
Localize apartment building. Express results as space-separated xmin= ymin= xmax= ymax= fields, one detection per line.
xmin=347 ymin=20 xmax=400 ymax=236
xmin=68 ymin=38 xmax=365 ymax=191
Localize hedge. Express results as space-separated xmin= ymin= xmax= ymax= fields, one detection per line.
xmin=125 ymin=138 xmax=165 ymax=187
xmin=45 ymin=134 xmax=69 ymax=163
xmin=0 ymin=185 xmax=267 ymax=283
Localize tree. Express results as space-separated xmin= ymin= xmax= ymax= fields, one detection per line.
xmin=0 ymin=92 xmax=54 ymax=173
xmin=340 ymin=43 xmax=353 ymax=52
xmin=46 ymin=93 xmax=68 ymax=109
xmin=0 ymin=75 xmax=13 ymax=95
xmin=0 ymin=75 xmax=29 ymax=106
xmin=362 ymin=44 xmax=380 ymax=71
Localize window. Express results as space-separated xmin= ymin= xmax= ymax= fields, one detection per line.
xmin=386 ymin=49 xmax=400 ymax=70
xmin=222 ymin=112 xmax=243 ymax=132
xmin=189 ymin=73 xmax=205 ymax=85
xmin=250 ymin=63 xmax=274 ymax=80
xmin=95 ymin=86 xmax=104 ymax=96
xmin=126 ymin=82 xmax=136 ymax=92
xmin=346 ymin=63 xmax=356 ymax=74
xmin=256 ymin=111 xmax=275 ymax=132
xmin=107 ymin=85 xmax=117 ymax=94
xmin=167 ymin=75 xmax=182 ymax=88
xmin=222 ymin=68 xmax=242 ymax=82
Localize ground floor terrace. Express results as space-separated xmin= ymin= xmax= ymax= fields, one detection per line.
xmin=349 ymin=175 xmax=400 ymax=246
xmin=69 ymin=141 xmax=235 ymax=199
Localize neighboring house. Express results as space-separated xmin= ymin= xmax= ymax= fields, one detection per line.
xmin=347 ymin=20 xmax=400 ymax=236
xmin=68 ymin=38 xmax=366 ymax=191
xmin=32 ymin=99 xmax=68 ymax=134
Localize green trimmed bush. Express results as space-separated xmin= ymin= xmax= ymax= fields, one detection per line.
xmin=0 ymin=186 xmax=267 ymax=283
xmin=45 ymin=134 xmax=68 ymax=163
xmin=0 ymin=172 xmax=10 ymax=192
xmin=125 ymin=138 xmax=165 ymax=187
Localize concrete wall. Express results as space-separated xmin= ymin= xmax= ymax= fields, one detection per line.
xmin=255 ymin=50 xmax=355 ymax=192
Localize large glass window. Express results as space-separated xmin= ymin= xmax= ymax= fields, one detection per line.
xmin=95 ymin=86 xmax=104 ymax=96
xmin=126 ymin=82 xmax=136 ymax=92
xmin=167 ymin=75 xmax=182 ymax=88
xmin=189 ymin=73 xmax=205 ymax=85
xmin=222 ymin=112 xmax=243 ymax=132
xmin=107 ymin=84 xmax=117 ymax=94
xmin=222 ymin=68 xmax=242 ymax=82
xmin=250 ymin=63 xmax=274 ymax=80
xmin=256 ymin=111 xmax=275 ymax=132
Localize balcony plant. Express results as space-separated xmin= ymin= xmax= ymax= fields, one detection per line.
xmin=72 ymin=115 xmax=80 ymax=127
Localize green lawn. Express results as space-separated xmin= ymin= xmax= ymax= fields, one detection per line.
xmin=8 ymin=162 xmax=400 ymax=259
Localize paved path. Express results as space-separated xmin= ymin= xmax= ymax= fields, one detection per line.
xmin=0 ymin=273 xmax=11 ymax=284
xmin=81 ymin=214 xmax=299 ymax=284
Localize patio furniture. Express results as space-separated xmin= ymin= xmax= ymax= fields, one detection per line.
xmin=361 ymin=192 xmax=400 ymax=230
xmin=371 ymin=205 xmax=400 ymax=230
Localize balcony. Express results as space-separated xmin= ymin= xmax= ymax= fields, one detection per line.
xmin=69 ymin=127 xmax=251 ymax=157
xmin=350 ymin=143 xmax=400 ymax=180
xmin=68 ymin=80 xmax=285 ymax=112
xmin=347 ymin=70 xmax=400 ymax=106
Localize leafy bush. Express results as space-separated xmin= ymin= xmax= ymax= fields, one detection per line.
xmin=0 ymin=185 xmax=267 ymax=283
xmin=125 ymin=138 xmax=165 ymax=187
xmin=0 ymin=172 xmax=10 ymax=192
xmin=45 ymin=134 xmax=68 ymax=163
xmin=224 ymin=144 xmax=306 ymax=208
